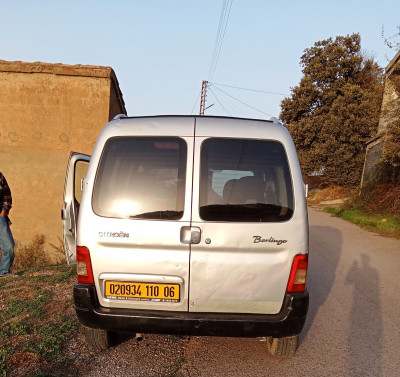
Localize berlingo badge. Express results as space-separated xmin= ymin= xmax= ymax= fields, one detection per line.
xmin=253 ymin=236 xmax=287 ymax=246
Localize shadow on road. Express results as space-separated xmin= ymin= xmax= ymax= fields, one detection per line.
xmin=302 ymin=217 xmax=383 ymax=376
xmin=301 ymin=225 xmax=342 ymax=340
xmin=345 ymin=254 xmax=382 ymax=376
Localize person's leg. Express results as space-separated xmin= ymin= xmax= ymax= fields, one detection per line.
xmin=0 ymin=217 xmax=15 ymax=274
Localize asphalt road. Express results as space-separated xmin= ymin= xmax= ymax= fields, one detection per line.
xmin=84 ymin=207 xmax=400 ymax=377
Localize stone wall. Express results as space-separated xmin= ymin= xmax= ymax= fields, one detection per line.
xmin=361 ymin=51 xmax=400 ymax=188
xmin=0 ymin=61 xmax=126 ymax=255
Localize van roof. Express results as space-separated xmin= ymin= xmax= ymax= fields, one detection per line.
xmin=112 ymin=114 xmax=280 ymax=124
xmin=95 ymin=115 xmax=290 ymax=143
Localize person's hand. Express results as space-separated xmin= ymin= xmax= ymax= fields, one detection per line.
xmin=0 ymin=209 xmax=6 ymax=217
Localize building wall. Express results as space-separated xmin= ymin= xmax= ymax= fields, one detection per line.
xmin=377 ymin=74 xmax=399 ymax=135
xmin=361 ymin=138 xmax=384 ymax=187
xmin=109 ymin=73 xmax=126 ymax=120
xmin=0 ymin=61 xmax=126 ymax=255
xmin=361 ymin=51 xmax=400 ymax=187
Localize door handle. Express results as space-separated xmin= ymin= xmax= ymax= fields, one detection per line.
xmin=180 ymin=226 xmax=201 ymax=244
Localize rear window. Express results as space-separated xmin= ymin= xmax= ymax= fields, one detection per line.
xmin=92 ymin=137 xmax=187 ymax=220
xmin=200 ymin=138 xmax=294 ymax=222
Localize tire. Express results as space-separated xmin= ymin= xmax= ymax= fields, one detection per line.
xmin=267 ymin=335 xmax=298 ymax=358
xmin=84 ymin=327 xmax=111 ymax=350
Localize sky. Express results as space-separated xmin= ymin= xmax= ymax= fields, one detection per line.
xmin=1 ymin=0 xmax=399 ymax=119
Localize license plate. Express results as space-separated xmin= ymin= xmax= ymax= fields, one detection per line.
xmin=104 ymin=281 xmax=180 ymax=302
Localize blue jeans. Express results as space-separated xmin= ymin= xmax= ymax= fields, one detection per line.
xmin=0 ymin=216 xmax=15 ymax=274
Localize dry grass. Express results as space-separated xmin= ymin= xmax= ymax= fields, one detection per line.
xmin=0 ymin=234 xmax=64 ymax=273
xmin=308 ymin=184 xmax=400 ymax=218
xmin=12 ymin=235 xmax=50 ymax=271
xmin=307 ymin=185 xmax=349 ymax=205
xmin=369 ymin=184 xmax=400 ymax=217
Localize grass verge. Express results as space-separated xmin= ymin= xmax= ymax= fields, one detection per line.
xmin=325 ymin=207 xmax=400 ymax=238
xmin=0 ymin=264 xmax=84 ymax=377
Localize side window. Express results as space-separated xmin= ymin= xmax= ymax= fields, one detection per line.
xmin=74 ymin=160 xmax=89 ymax=204
xmin=92 ymin=137 xmax=187 ymax=220
xmin=200 ymin=138 xmax=294 ymax=222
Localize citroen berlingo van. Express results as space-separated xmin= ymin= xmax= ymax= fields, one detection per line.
xmin=62 ymin=115 xmax=309 ymax=358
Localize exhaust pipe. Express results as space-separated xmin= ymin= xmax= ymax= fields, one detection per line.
xmin=135 ymin=333 xmax=143 ymax=341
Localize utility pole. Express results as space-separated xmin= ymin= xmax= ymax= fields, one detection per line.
xmin=199 ymin=80 xmax=208 ymax=115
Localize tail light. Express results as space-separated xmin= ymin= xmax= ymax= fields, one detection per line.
xmin=286 ymin=254 xmax=308 ymax=293
xmin=76 ymin=246 xmax=94 ymax=284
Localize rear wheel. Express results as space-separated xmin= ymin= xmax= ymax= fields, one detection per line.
xmin=84 ymin=327 xmax=111 ymax=350
xmin=267 ymin=335 xmax=298 ymax=358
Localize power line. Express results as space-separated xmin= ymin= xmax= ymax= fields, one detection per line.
xmin=213 ymin=0 xmax=233 ymax=80
xmin=208 ymin=1 xmax=227 ymax=80
xmin=210 ymin=82 xmax=288 ymax=96
xmin=208 ymin=0 xmax=234 ymax=81
xmin=212 ymin=85 xmax=273 ymax=117
xmin=211 ymin=85 xmax=245 ymax=115
xmin=209 ymin=86 xmax=232 ymax=116
xmin=191 ymin=90 xmax=201 ymax=115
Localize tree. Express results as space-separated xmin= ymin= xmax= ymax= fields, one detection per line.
xmin=280 ymin=34 xmax=384 ymax=186
xmin=382 ymin=25 xmax=400 ymax=51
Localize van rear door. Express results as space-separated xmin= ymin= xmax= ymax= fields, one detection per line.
xmin=87 ymin=117 xmax=195 ymax=312
xmin=62 ymin=152 xmax=90 ymax=265
xmin=189 ymin=117 xmax=298 ymax=315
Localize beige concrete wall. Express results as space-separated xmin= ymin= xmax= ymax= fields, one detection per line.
xmin=109 ymin=73 xmax=126 ymax=120
xmin=0 ymin=62 xmax=126 ymax=255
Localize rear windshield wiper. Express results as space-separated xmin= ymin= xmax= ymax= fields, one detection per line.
xmin=129 ymin=210 xmax=183 ymax=220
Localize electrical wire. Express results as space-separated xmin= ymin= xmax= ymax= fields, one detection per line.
xmin=212 ymin=85 xmax=273 ymax=117
xmin=209 ymin=87 xmax=232 ymax=116
xmin=208 ymin=0 xmax=234 ymax=81
xmin=210 ymin=82 xmax=288 ymax=96
xmin=191 ymin=90 xmax=201 ymax=115
xmin=208 ymin=1 xmax=227 ymax=80
xmin=212 ymin=0 xmax=233 ymax=80
xmin=211 ymin=85 xmax=244 ymax=114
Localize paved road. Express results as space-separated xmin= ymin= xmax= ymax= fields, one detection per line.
xmin=84 ymin=208 xmax=400 ymax=377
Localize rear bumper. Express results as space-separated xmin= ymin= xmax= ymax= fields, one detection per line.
xmin=74 ymin=284 xmax=309 ymax=338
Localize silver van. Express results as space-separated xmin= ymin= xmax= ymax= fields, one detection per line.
xmin=62 ymin=115 xmax=309 ymax=358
